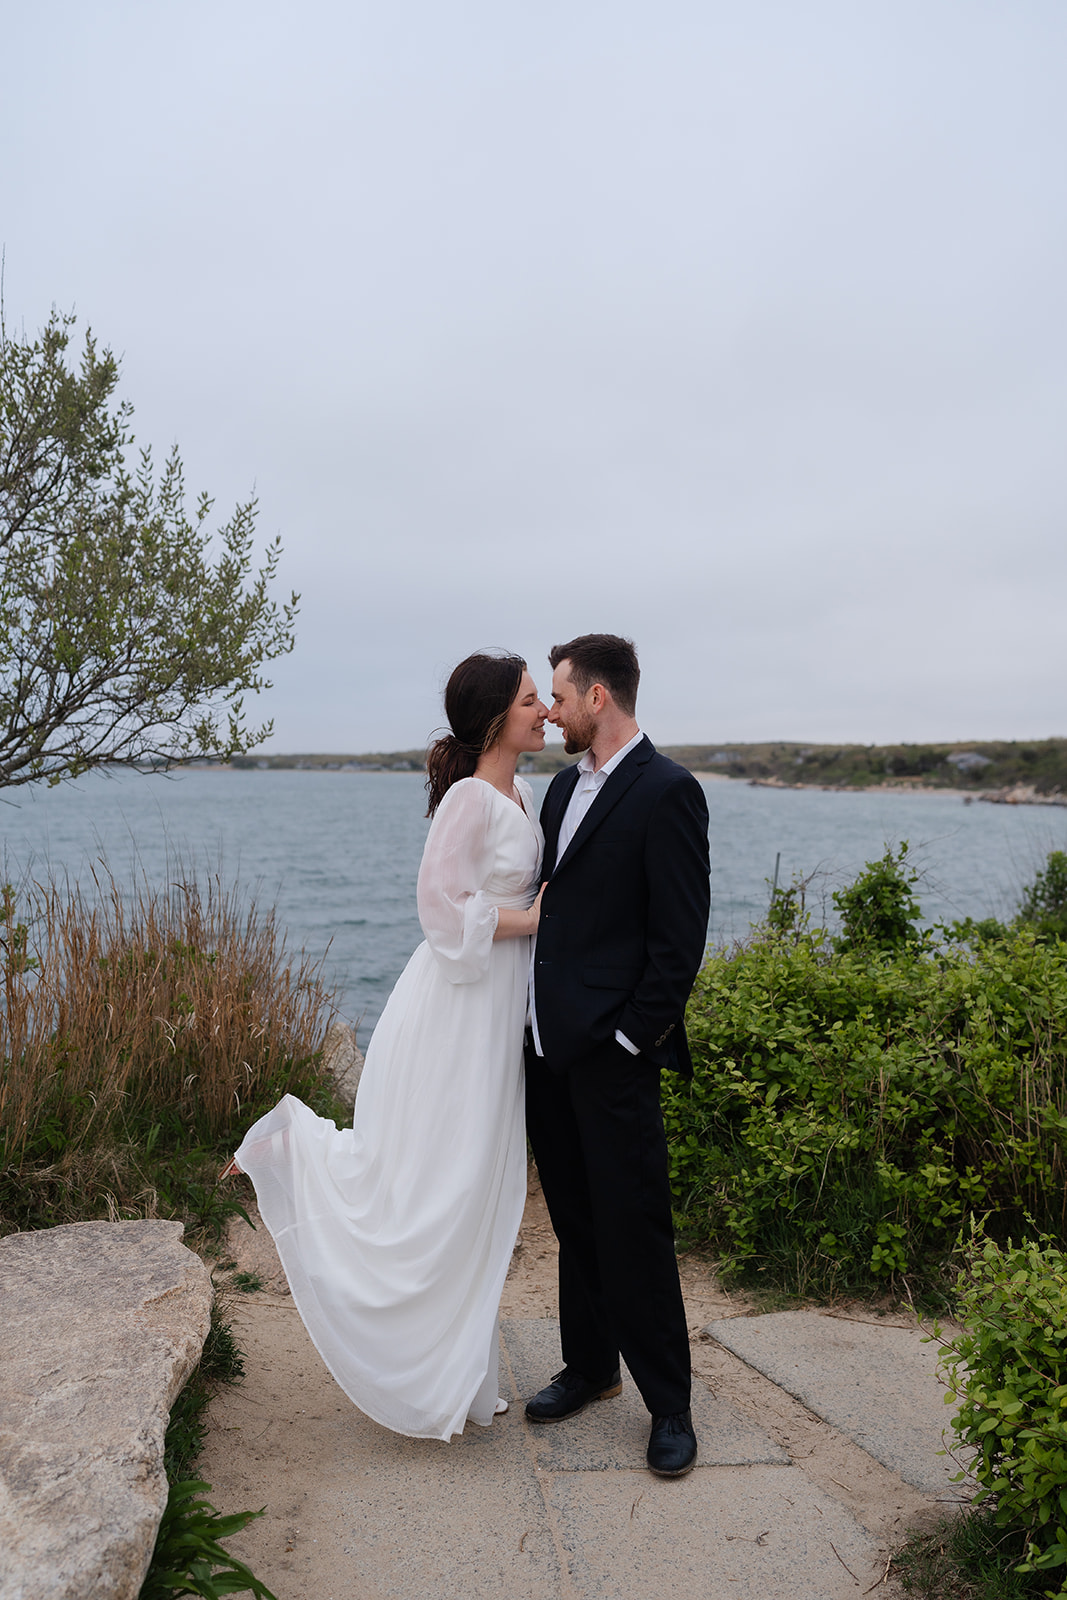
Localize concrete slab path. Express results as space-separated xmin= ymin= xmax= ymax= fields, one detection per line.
xmin=199 ymin=1304 xmax=969 ymax=1599
xmin=706 ymin=1309 xmax=966 ymax=1496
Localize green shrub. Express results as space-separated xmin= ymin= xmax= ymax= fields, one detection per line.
xmin=665 ymin=848 xmax=1067 ymax=1294
xmin=1018 ymin=851 xmax=1067 ymax=945
xmin=832 ymin=842 xmax=922 ymax=952
xmin=939 ymin=1226 xmax=1067 ymax=1595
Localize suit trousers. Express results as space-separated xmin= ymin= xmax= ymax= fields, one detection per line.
xmin=524 ymin=1036 xmax=691 ymax=1418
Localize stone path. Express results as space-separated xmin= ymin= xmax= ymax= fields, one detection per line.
xmin=198 ymin=1300 xmax=971 ymax=1599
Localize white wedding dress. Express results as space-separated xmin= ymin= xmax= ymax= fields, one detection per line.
xmin=233 ymin=777 xmax=543 ymax=1442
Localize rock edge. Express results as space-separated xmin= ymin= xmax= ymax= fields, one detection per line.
xmin=0 ymin=1219 xmax=213 ymax=1600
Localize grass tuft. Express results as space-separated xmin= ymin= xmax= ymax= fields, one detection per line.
xmin=894 ymin=1510 xmax=1053 ymax=1599
xmin=0 ymin=865 xmax=345 ymax=1242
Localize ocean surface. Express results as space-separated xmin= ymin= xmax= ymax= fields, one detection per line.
xmin=2 ymin=767 xmax=1064 ymax=1042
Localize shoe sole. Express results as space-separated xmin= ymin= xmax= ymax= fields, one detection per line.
xmin=524 ymin=1381 xmax=623 ymax=1423
xmin=647 ymin=1447 xmax=698 ymax=1478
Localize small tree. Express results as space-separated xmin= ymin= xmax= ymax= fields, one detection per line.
xmin=832 ymin=841 xmax=921 ymax=953
xmin=0 ymin=308 xmax=298 ymax=787
xmin=1016 ymin=850 xmax=1067 ymax=944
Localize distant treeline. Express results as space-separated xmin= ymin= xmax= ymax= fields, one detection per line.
xmin=228 ymin=738 xmax=1067 ymax=793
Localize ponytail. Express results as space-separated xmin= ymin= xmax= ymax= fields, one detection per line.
xmin=425 ymin=733 xmax=480 ymax=816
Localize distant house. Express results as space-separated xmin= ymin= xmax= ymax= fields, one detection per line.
xmin=946 ymin=752 xmax=993 ymax=774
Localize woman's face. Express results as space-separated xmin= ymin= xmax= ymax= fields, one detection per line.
xmin=499 ymin=670 xmax=548 ymax=755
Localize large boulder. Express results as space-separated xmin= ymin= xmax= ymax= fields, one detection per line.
xmin=0 ymin=1219 xmax=213 ymax=1600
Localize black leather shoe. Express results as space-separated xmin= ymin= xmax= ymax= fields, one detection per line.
xmin=524 ymin=1366 xmax=622 ymax=1423
xmin=646 ymin=1409 xmax=697 ymax=1476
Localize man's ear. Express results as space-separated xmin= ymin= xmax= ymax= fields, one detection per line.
xmin=589 ymin=683 xmax=607 ymax=712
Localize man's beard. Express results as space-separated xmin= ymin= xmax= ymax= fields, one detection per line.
xmin=561 ymin=709 xmax=595 ymax=755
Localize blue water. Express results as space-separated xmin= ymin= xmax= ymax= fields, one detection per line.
xmin=2 ymin=768 xmax=1063 ymax=1041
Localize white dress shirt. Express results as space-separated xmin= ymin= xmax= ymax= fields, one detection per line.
xmin=530 ymin=730 xmax=645 ymax=1057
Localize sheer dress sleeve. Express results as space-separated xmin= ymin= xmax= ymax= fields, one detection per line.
xmin=416 ymin=779 xmax=499 ymax=983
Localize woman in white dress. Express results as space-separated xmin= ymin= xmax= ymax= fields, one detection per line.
xmin=225 ymin=653 xmax=547 ymax=1441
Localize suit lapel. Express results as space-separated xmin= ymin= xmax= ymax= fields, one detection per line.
xmin=542 ymin=763 xmax=581 ymax=876
xmin=552 ymin=736 xmax=654 ymax=875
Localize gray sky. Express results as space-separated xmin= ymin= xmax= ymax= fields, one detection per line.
xmin=4 ymin=1 xmax=1065 ymax=751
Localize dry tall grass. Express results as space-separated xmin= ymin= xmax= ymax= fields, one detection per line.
xmin=0 ymin=868 xmax=335 ymax=1214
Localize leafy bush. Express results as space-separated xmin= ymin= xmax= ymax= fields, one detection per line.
xmin=832 ymin=842 xmax=921 ymax=952
xmin=1018 ymin=851 xmax=1067 ymax=945
xmin=938 ymin=1226 xmax=1067 ymax=1595
xmin=665 ymin=847 xmax=1067 ymax=1294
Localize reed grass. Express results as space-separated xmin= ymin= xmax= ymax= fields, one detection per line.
xmin=0 ymin=866 xmax=338 ymax=1238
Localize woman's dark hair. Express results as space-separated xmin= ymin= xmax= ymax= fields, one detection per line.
xmin=548 ymin=633 xmax=639 ymax=716
xmin=425 ymin=652 xmax=526 ymax=815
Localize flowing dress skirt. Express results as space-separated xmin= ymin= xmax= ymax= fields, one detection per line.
xmin=234 ymin=929 xmax=529 ymax=1441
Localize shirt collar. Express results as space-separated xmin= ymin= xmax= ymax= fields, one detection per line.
xmin=577 ymin=728 xmax=644 ymax=783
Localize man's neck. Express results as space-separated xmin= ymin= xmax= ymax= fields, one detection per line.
xmin=589 ymin=720 xmax=641 ymax=772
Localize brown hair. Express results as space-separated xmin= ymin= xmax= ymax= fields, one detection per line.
xmin=548 ymin=633 xmax=639 ymax=716
xmin=425 ymin=652 xmax=526 ymax=815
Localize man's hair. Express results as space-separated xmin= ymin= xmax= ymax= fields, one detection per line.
xmin=548 ymin=634 xmax=640 ymax=716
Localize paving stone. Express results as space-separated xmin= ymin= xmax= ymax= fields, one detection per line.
xmin=544 ymin=1463 xmax=887 ymax=1600
xmin=706 ymin=1309 xmax=965 ymax=1495
xmin=503 ymin=1318 xmax=788 ymax=1472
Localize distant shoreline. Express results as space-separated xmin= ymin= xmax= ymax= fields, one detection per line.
xmin=174 ymin=758 xmax=1067 ymax=808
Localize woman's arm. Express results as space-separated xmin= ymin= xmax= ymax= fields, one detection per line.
xmin=493 ymin=883 xmax=545 ymax=941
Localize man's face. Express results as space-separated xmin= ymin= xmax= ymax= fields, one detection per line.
xmin=547 ymin=661 xmax=597 ymax=755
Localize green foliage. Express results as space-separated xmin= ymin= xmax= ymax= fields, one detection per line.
xmin=938 ymin=1226 xmax=1067 ymax=1593
xmin=164 ymin=1308 xmax=245 ymax=1483
xmin=664 ymin=848 xmax=1067 ymax=1295
xmin=893 ymin=1508 xmax=1047 ymax=1598
xmin=230 ymin=1270 xmax=264 ymax=1294
xmin=145 ymin=1290 xmax=275 ymax=1596
xmin=1017 ymin=852 xmax=1067 ymax=944
xmin=832 ymin=842 xmax=921 ymax=952
xmin=141 ymin=1481 xmax=276 ymax=1600
xmin=0 ymin=308 xmax=298 ymax=787
xmin=948 ymin=852 xmax=1067 ymax=951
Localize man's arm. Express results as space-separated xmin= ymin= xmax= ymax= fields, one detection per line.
xmin=615 ymin=773 xmax=710 ymax=1058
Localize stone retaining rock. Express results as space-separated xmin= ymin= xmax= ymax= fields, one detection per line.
xmin=0 ymin=1219 xmax=213 ymax=1600
xmin=323 ymin=1019 xmax=364 ymax=1104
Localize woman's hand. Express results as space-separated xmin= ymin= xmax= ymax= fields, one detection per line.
xmin=493 ymin=883 xmax=547 ymax=941
xmin=527 ymin=882 xmax=546 ymax=935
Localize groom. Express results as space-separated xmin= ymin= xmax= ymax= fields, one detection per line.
xmin=524 ymin=634 xmax=710 ymax=1477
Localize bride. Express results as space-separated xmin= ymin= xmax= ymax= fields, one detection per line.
xmin=225 ymin=652 xmax=547 ymax=1441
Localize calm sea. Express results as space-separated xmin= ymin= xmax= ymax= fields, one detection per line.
xmin=2 ymin=768 xmax=1063 ymax=1042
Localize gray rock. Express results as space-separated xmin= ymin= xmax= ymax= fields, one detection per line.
xmin=323 ymin=1020 xmax=364 ymax=1103
xmin=0 ymin=1219 xmax=213 ymax=1600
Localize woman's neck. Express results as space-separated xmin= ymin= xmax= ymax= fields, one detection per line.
xmin=475 ymin=743 xmax=518 ymax=798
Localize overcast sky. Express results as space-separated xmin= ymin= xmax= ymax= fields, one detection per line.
xmin=4 ymin=1 xmax=1065 ymax=751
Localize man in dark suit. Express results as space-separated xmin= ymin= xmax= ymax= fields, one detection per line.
xmin=524 ymin=634 xmax=710 ymax=1477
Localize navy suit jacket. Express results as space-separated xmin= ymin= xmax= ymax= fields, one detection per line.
xmin=532 ymin=737 xmax=710 ymax=1077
